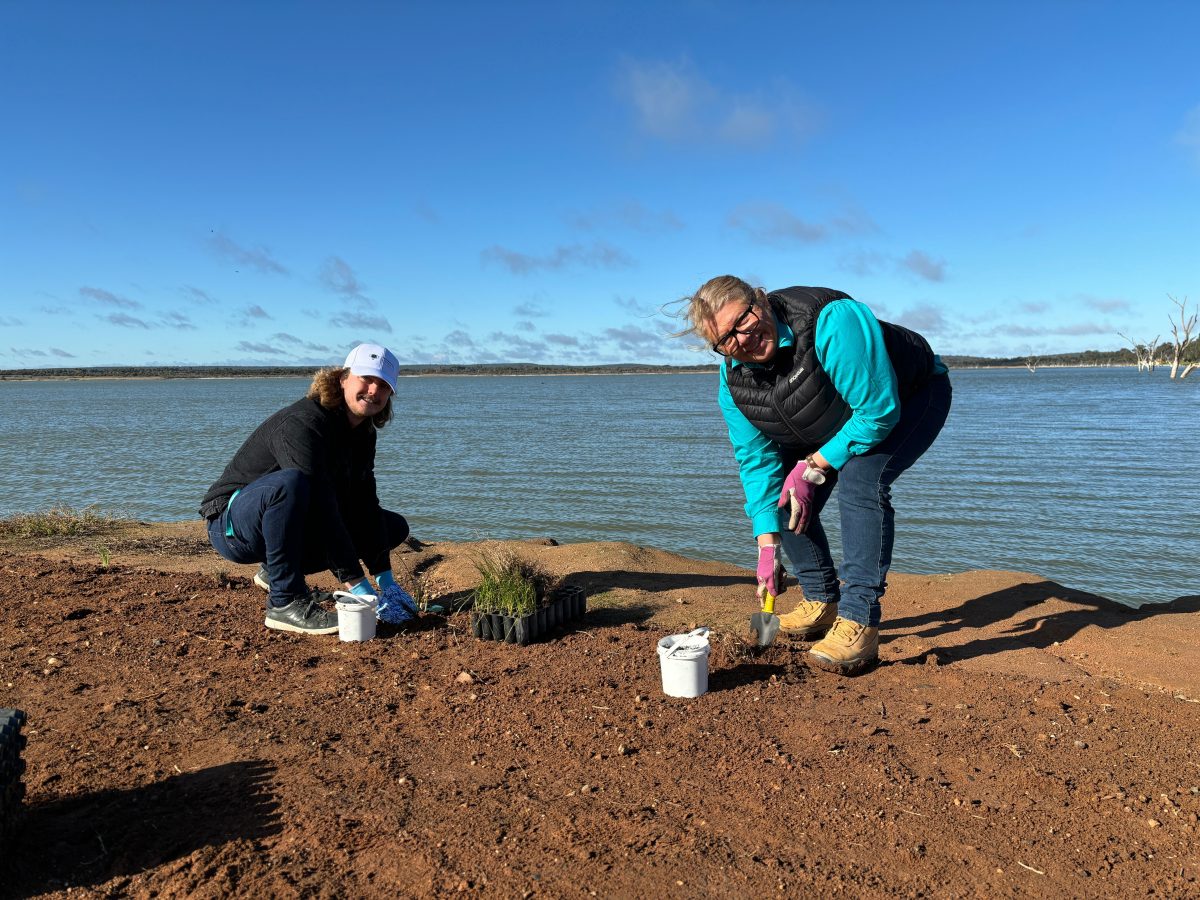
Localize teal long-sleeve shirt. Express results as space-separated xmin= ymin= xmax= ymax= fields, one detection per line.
xmin=718 ymin=298 xmax=946 ymax=537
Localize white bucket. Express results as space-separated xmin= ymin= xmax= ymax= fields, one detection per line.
xmin=657 ymin=627 xmax=710 ymax=698
xmin=334 ymin=591 xmax=377 ymax=642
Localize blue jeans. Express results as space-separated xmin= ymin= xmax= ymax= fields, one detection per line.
xmin=779 ymin=374 xmax=952 ymax=627
xmin=205 ymin=468 xmax=409 ymax=608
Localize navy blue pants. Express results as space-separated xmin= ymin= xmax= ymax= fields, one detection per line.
xmin=205 ymin=468 xmax=409 ymax=608
xmin=779 ymin=374 xmax=952 ymax=627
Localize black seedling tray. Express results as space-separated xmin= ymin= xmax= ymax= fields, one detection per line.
xmin=470 ymin=586 xmax=586 ymax=646
xmin=0 ymin=708 xmax=27 ymax=858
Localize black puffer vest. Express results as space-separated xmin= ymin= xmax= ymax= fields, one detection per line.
xmin=724 ymin=287 xmax=937 ymax=460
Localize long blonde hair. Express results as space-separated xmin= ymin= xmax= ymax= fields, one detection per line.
xmin=307 ymin=366 xmax=393 ymax=429
xmin=670 ymin=275 xmax=767 ymax=343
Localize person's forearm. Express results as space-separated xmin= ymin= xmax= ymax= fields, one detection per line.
xmin=757 ymin=532 xmax=780 ymax=547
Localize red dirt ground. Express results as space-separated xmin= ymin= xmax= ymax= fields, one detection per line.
xmin=1 ymin=522 xmax=1197 ymax=898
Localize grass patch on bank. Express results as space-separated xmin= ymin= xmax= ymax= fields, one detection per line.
xmin=0 ymin=505 xmax=129 ymax=539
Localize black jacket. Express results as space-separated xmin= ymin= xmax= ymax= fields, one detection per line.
xmin=199 ymin=397 xmax=386 ymax=582
xmin=724 ymin=287 xmax=937 ymax=463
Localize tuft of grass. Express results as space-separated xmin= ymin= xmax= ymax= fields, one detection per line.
xmin=471 ymin=545 xmax=555 ymax=617
xmin=97 ymin=545 xmax=111 ymax=568
xmin=0 ymin=505 xmax=127 ymax=539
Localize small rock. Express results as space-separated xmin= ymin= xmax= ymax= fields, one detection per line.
xmin=47 ymin=657 xmax=62 ymax=667
xmin=1074 ymin=740 xmax=1088 ymax=749
xmin=617 ymin=744 xmax=629 ymax=755
xmin=455 ymin=672 xmax=474 ymax=684
xmin=1147 ymin=819 xmax=1161 ymax=828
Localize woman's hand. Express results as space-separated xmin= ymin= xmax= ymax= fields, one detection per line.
xmin=756 ymin=543 xmax=786 ymax=599
xmin=778 ymin=462 xmax=819 ymax=533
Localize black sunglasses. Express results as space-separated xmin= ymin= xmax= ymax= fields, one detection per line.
xmin=711 ymin=303 xmax=760 ymax=354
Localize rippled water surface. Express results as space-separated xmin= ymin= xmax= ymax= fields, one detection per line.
xmin=1 ymin=369 xmax=1195 ymax=606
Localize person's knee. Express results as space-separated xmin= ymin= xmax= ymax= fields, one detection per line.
xmin=274 ymin=468 xmax=311 ymax=502
xmin=384 ymin=511 xmax=410 ymax=548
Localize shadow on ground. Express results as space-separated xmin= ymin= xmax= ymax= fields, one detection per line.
xmin=887 ymin=580 xmax=1200 ymax=666
xmin=3 ymin=759 xmax=280 ymax=897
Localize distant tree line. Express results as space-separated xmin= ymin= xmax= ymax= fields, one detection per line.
xmin=0 ymin=363 xmax=724 ymax=380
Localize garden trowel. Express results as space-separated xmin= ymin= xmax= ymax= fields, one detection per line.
xmin=750 ymin=591 xmax=780 ymax=648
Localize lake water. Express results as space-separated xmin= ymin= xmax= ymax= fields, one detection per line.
xmin=1 ymin=368 xmax=1195 ymax=607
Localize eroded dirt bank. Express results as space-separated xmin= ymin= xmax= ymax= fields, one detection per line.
xmin=1 ymin=523 xmax=1197 ymax=897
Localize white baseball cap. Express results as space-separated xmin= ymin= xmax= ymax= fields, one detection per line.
xmin=343 ymin=343 xmax=399 ymax=393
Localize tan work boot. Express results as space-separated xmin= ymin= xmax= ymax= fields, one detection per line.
xmin=776 ymin=599 xmax=839 ymax=640
xmin=808 ymin=617 xmax=879 ymax=675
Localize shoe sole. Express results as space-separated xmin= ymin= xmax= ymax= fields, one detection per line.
xmin=808 ymin=650 xmax=879 ymax=676
xmin=254 ymin=571 xmax=270 ymax=591
xmin=263 ymin=617 xmax=339 ymax=635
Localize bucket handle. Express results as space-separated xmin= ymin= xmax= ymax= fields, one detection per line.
xmin=333 ymin=590 xmax=377 ymax=608
xmin=665 ymin=626 xmax=710 ymax=659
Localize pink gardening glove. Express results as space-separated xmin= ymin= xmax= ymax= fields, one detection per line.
xmin=756 ymin=544 xmax=786 ymax=600
xmin=777 ymin=461 xmax=820 ymax=534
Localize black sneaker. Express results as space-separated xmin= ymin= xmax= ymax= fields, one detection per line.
xmin=264 ymin=595 xmax=339 ymax=635
xmin=254 ymin=567 xmax=270 ymax=591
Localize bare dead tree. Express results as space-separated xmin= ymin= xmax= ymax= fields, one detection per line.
xmin=1024 ymin=347 xmax=1038 ymax=373
xmin=1118 ymin=331 xmax=1160 ymax=373
xmin=1166 ymin=294 xmax=1198 ymax=379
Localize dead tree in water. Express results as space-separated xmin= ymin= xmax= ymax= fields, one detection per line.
xmin=1024 ymin=349 xmax=1039 ymax=373
xmin=1166 ymin=294 xmax=1197 ymax=379
xmin=1118 ymin=332 xmax=1160 ymax=373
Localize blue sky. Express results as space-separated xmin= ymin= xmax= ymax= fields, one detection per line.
xmin=2 ymin=1 xmax=1198 ymax=368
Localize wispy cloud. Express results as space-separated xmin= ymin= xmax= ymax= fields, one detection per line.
xmin=614 ymin=296 xmax=656 ymax=316
xmin=0 ymin=316 xmax=22 ymax=326
xmin=482 ymin=241 xmax=634 ymax=275
xmin=181 ymin=285 xmax=219 ymax=304
xmin=899 ymin=250 xmax=946 ymax=283
xmin=319 ymin=256 xmax=371 ymax=303
xmin=414 ymin=200 xmax=441 ymax=224
xmin=162 ymin=311 xmax=197 ymax=330
xmin=241 ymin=305 xmax=272 ymax=321
xmin=545 ymin=333 xmax=581 ymax=347
xmin=895 ymin=303 xmax=949 ymax=335
xmin=513 ymin=302 xmax=548 ymax=318
xmin=1176 ymin=103 xmax=1200 ymax=164
xmin=568 ymin=200 xmax=684 ymax=233
xmin=80 ymin=286 xmax=141 ymax=309
xmin=208 ymin=232 xmax=288 ymax=275
xmin=235 ymin=341 xmax=287 ymax=355
xmin=1019 ymin=301 xmax=1050 ymax=314
xmin=602 ymin=324 xmax=665 ymax=354
xmin=51 ymin=348 xmax=75 ymax=357
xmin=727 ymin=203 xmax=825 ymax=245
xmin=103 ymin=313 xmax=150 ymax=329
xmin=1081 ymin=295 xmax=1132 ymax=313
xmin=273 ymin=332 xmax=334 ymax=353
xmin=331 ymin=312 xmax=393 ymax=333
xmin=616 ymin=58 xmax=819 ymax=147
xmin=837 ymin=250 xmax=889 ymax=277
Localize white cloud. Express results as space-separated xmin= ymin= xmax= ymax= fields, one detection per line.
xmin=80 ymin=286 xmax=141 ymax=309
xmin=1177 ymin=103 xmax=1200 ymax=163
xmin=482 ymin=241 xmax=634 ymax=275
xmin=727 ymin=203 xmax=825 ymax=245
xmin=899 ymin=250 xmax=946 ymax=283
xmin=616 ymin=58 xmax=819 ymax=148
xmin=207 ymin=232 xmax=288 ymax=275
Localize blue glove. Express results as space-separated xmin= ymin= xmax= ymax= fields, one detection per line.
xmin=373 ymin=571 xmax=420 ymax=624
xmin=349 ymin=579 xmax=376 ymax=597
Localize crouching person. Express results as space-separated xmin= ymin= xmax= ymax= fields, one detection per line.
xmin=199 ymin=343 xmax=421 ymax=635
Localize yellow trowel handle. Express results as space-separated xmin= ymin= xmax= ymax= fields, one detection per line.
xmin=762 ymin=591 xmax=776 ymax=615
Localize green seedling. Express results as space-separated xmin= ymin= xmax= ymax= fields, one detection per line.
xmin=98 ymin=545 xmax=111 ymax=568
xmin=470 ymin=545 xmax=554 ymax=617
